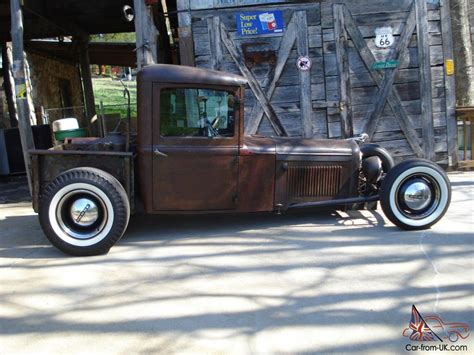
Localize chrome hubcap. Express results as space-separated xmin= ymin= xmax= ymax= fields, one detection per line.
xmin=70 ymin=198 xmax=99 ymax=227
xmin=396 ymin=175 xmax=441 ymax=220
xmin=56 ymin=190 xmax=107 ymax=240
xmin=403 ymin=181 xmax=432 ymax=211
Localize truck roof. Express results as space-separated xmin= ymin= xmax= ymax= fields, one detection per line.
xmin=138 ymin=64 xmax=248 ymax=87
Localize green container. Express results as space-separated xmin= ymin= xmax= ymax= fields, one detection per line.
xmin=54 ymin=128 xmax=88 ymax=142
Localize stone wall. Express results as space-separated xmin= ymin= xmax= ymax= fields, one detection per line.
xmin=27 ymin=52 xmax=85 ymax=124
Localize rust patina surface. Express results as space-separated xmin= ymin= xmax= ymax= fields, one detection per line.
xmin=137 ymin=65 xmax=360 ymax=214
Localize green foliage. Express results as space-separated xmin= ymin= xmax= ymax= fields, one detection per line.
xmin=93 ymin=77 xmax=137 ymax=118
xmin=90 ymin=33 xmax=136 ymax=43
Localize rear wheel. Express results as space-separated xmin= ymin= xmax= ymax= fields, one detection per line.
xmin=39 ymin=168 xmax=130 ymax=256
xmin=380 ymin=159 xmax=451 ymax=230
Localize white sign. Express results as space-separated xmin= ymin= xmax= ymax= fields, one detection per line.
xmin=375 ymin=27 xmax=394 ymax=49
xmin=297 ymin=56 xmax=312 ymax=71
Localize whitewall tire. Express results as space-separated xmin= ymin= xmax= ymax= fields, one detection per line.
xmin=39 ymin=168 xmax=130 ymax=256
xmin=380 ymin=159 xmax=451 ymax=230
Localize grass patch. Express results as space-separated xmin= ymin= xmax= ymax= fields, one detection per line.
xmin=92 ymin=77 xmax=137 ymax=118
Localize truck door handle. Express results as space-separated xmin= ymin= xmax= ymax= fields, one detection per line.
xmin=153 ymin=148 xmax=168 ymax=157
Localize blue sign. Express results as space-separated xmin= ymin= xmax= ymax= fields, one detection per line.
xmin=236 ymin=11 xmax=284 ymax=36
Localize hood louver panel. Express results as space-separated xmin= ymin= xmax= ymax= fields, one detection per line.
xmin=287 ymin=164 xmax=342 ymax=198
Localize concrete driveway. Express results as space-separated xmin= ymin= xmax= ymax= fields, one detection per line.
xmin=0 ymin=172 xmax=473 ymax=354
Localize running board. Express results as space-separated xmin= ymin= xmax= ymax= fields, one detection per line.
xmin=288 ymin=195 xmax=379 ymax=210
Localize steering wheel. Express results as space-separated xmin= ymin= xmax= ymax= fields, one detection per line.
xmin=207 ymin=116 xmax=222 ymax=137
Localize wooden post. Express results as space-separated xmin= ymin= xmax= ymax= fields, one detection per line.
xmin=441 ymin=0 xmax=459 ymax=168
xmin=10 ymin=0 xmax=34 ymax=193
xmin=334 ymin=4 xmax=353 ymax=138
xmin=450 ymin=0 xmax=474 ymax=106
xmin=177 ymin=0 xmax=195 ymax=66
xmin=207 ymin=16 xmax=223 ymax=70
xmin=134 ymin=0 xmax=158 ymax=70
xmin=152 ymin=0 xmax=173 ymax=63
xmin=416 ymin=0 xmax=435 ymax=161
xmin=296 ymin=11 xmax=314 ymax=138
xmin=1 ymin=43 xmax=17 ymax=128
xmin=78 ymin=39 xmax=96 ymax=130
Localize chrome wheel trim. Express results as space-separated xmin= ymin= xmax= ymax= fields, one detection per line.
xmin=396 ymin=176 xmax=440 ymax=220
xmin=69 ymin=197 xmax=100 ymax=228
xmin=401 ymin=180 xmax=433 ymax=211
xmin=49 ymin=183 xmax=115 ymax=247
xmin=56 ymin=191 xmax=107 ymax=240
xmin=389 ymin=167 xmax=448 ymax=227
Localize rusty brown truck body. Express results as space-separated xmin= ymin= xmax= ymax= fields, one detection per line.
xmin=30 ymin=65 xmax=452 ymax=256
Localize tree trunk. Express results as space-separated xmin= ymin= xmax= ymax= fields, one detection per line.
xmin=450 ymin=0 xmax=474 ymax=106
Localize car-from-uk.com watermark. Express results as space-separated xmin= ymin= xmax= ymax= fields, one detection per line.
xmin=403 ymin=305 xmax=470 ymax=352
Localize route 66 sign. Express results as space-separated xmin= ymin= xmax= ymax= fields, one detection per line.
xmin=375 ymin=27 xmax=394 ymax=48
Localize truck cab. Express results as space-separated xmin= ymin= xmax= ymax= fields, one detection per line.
xmin=137 ymin=64 xmax=360 ymax=214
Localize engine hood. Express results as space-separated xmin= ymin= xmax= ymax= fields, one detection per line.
xmin=274 ymin=137 xmax=360 ymax=158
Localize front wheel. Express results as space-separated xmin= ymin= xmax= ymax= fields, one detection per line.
xmin=380 ymin=159 xmax=451 ymax=230
xmin=39 ymin=168 xmax=130 ymax=256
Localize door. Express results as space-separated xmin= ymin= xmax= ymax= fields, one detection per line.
xmin=332 ymin=2 xmax=431 ymax=159
xmin=199 ymin=5 xmax=322 ymax=138
xmin=152 ymin=84 xmax=239 ymax=211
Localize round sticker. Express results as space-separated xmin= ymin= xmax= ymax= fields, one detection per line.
xmin=297 ymin=56 xmax=312 ymax=71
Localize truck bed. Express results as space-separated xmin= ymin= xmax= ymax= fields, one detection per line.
xmin=29 ymin=149 xmax=135 ymax=213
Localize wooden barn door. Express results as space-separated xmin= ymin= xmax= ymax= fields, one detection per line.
xmin=332 ymin=0 xmax=439 ymax=160
xmin=193 ymin=4 xmax=327 ymax=138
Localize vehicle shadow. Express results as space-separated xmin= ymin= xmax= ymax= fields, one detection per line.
xmin=0 ymin=197 xmax=472 ymax=353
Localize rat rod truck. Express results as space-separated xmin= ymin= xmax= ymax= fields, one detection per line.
xmin=29 ymin=65 xmax=451 ymax=256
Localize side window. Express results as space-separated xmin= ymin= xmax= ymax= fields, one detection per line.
xmin=160 ymin=88 xmax=236 ymax=138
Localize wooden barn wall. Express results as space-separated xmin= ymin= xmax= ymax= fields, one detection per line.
xmin=178 ymin=0 xmax=455 ymax=164
xmin=470 ymin=2 xmax=474 ymax=66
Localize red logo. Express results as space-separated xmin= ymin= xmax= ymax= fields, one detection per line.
xmin=402 ymin=305 xmax=470 ymax=343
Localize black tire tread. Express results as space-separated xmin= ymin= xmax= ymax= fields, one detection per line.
xmin=39 ymin=167 xmax=130 ymax=256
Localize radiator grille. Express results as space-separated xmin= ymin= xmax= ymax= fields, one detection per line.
xmin=287 ymin=164 xmax=342 ymax=198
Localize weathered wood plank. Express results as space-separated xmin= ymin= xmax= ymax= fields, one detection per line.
xmin=334 ymin=4 xmax=353 ymax=138
xmin=342 ymin=5 xmax=423 ymax=157
xmin=324 ymin=35 xmax=443 ymax=54
xmin=351 ymin=98 xmax=447 ymax=119
xmin=191 ymin=2 xmax=321 ymax=28
xmin=78 ymin=39 xmax=97 ymax=127
xmin=177 ymin=0 xmax=195 ymax=66
xmin=416 ymin=0 xmax=435 ymax=160
xmin=321 ymin=21 xmax=441 ymax=40
xmin=134 ymin=0 xmax=157 ymax=69
xmin=296 ymin=11 xmax=314 ymax=138
xmin=440 ymin=0 xmax=458 ymax=167
xmin=189 ymin=0 xmax=315 ymax=11
xmin=207 ymin=16 xmax=223 ymax=70
xmin=219 ymin=20 xmax=288 ymax=136
xmin=352 ymin=112 xmax=448 ymax=134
